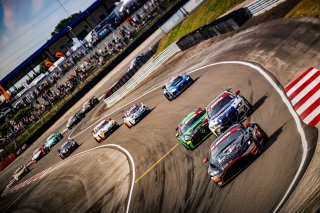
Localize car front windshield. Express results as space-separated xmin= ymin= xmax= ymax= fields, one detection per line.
xmin=61 ymin=141 xmax=72 ymax=150
xmin=129 ymin=105 xmax=140 ymax=114
xmin=170 ymin=76 xmax=183 ymax=86
xmin=33 ymin=148 xmax=40 ymax=155
xmin=47 ymin=134 xmax=54 ymax=142
xmin=180 ymin=111 xmax=205 ymax=134
xmin=96 ymin=121 xmax=108 ymax=131
xmin=207 ymin=94 xmax=234 ymax=118
xmin=210 ymin=129 xmax=243 ymax=160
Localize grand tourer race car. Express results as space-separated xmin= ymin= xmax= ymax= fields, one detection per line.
xmin=206 ymin=88 xmax=253 ymax=137
xmin=123 ymin=103 xmax=150 ymax=128
xmin=176 ymin=108 xmax=212 ymax=150
xmin=58 ymin=140 xmax=79 ymax=159
xmin=203 ymin=122 xmax=267 ymax=186
xmin=81 ymin=96 xmax=99 ymax=114
xmin=163 ymin=73 xmax=193 ymax=101
xmin=93 ymin=119 xmax=119 ymax=142
xmin=44 ymin=132 xmax=63 ymax=151
xmin=67 ymin=111 xmax=85 ymax=130
xmin=32 ymin=145 xmax=47 ymax=162
xmin=13 ymin=165 xmax=30 ymax=181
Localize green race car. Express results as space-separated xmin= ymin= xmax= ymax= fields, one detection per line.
xmin=176 ymin=108 xmax=212 ymax=150
xmin=44 ymin=132 xmax=63 ymax=151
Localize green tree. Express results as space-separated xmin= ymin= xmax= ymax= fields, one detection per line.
xmin=51 ymin=12 xmax=81 ymax=37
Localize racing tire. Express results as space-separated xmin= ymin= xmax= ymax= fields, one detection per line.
xmin=165 ymin=94 xmax=173 ymax=102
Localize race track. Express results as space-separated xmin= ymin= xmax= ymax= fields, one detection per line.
xmin=1 ymin=17 xmax=319 ymax=213
xmin=0 ymin=63 xmax=307 ymax=212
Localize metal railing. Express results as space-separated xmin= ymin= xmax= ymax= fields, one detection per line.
xmin=246 ymin=0 xmax=284 ymax=16
xmin=104 ymin=43 xmax=181 ymax=106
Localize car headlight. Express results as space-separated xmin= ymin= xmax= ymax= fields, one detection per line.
xmin=185 ymin=76 xmax=190 ymax=80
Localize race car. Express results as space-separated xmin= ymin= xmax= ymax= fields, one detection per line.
xmin=81 ymin=96 xmax=99 ymax=114
xmin=123 ymin=103 xmax=150 ymax=128
xmin=44 ymin=132 xmax=63 ymax=151
xmin=203 ymin=122 xmax=268 ymax=187
xmin=176 ymin=108 xmax=212 ymax=150
xmin=32 ymin=145 xmax=47 ymax=162
xmin=163 ymin=73 xmax=193 ymax=101
xmin=58 ymin=140 xmax=79 ymax=159
xmin=206 ymin=88 xmax=253 ymax=137
xmin=93 ymin=119 xmax=119 ymax=142
xmin=67 ymin=111 xmax=85 ymax=130
xmin=13 ymin=165 xmax=30 ymax=181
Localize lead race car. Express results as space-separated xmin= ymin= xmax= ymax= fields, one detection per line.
xmin=176 ymin=108 xmax=212 ymax=150
xmin=92 ymin=119 xmax=119 ymax=142
xmin=123 ymin=103 xmax=150 ymax=128
xmin=203 ymin=122 xmax=268 ymax=187
xmin=163 ymin=73 xmax=193 ymax=101
xmin=206 ymin=88 xmax=253 ymax=137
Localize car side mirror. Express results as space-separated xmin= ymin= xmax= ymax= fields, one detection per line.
xmin=203 ymin=158 xmax=209 ymax=163
xmin=245 ymin=122 xmax=251 ymax=127
xmin=235 ymin=90 xmax=240 ymax=95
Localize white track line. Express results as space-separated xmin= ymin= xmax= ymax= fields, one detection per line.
xmin=68 ymin=61 xmax=307 ymax=212
xmin=3 ymin=144 xmax=135 ymax=213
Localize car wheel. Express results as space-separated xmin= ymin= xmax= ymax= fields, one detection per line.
xmin=165 ymin=95 xmax=173 ymax=101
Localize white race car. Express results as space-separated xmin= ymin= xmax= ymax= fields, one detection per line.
xmin=123 ymin=103 xmax=150 ymax=128
xmin=92 ymin=119 xmax=119 ymax=142
xmin=206 ymin=88 xmax=253 ymax=137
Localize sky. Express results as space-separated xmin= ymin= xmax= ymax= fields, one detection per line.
xmin=0 ymin=0 xmax=99 ymax=81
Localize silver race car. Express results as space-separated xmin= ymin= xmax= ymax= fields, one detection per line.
xmin=206 ymin=88 xmax=253 ymax=137
xmin=123 ymin=103 xmax=150 ymax=128
xmin=92 ymin=119 xmax=119 ymax=142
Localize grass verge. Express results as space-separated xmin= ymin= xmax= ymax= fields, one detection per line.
xmin=156 ymin=0 xmax=245 ymax=54
xmin=285 ymin=0 xmax=320 ymax=18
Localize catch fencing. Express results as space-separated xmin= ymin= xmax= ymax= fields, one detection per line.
xmin=176 ymin=8 xmax=252 ymax=50
xmin=104 ymin=43 xmax=181 ymax=106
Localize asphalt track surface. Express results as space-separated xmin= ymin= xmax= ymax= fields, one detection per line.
xmin=0 ymin=17 xmax=318 ymax=212
xmin=0 ymin=63 xmax=308 ymax=212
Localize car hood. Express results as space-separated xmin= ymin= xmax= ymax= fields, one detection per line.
xmin=210 ymin=137 xmax=249 ymax=169
xmin=179 ymin=118 xmax=203 ymax=140
xmin=208 ymin=99 xmax=239 ymax=126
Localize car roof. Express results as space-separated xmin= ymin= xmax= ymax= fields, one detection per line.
xmin=206 ymin=91 xmax=233 ymax=110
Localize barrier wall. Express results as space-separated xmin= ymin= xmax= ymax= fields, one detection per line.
xmin=104 ymin=43 xmax=181 ymax=106
xmin=0 ymin=153 xmax=17 ymax=172
xmin=176 ymin=8 xmax=252 ymax=50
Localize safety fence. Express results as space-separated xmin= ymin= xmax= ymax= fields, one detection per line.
xmin=104 ymin=43 xmax=181 ymax=106
xmin=247 ymin=0 xmax=284 ymax=16
xmin=176 ymin=8 xmax=252 ymax=50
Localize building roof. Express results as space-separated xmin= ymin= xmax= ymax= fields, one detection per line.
xmin=0 ymin=0 xmax=103 ymax=87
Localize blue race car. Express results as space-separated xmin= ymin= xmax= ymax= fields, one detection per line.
xmin=163 ymin=73 xmax=193 ymax=101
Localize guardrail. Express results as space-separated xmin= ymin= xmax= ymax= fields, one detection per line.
xmin=246 ymin=0 xmax=284 ymax=16
xmin=104 ymin=43 xmax=181 ymax=106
